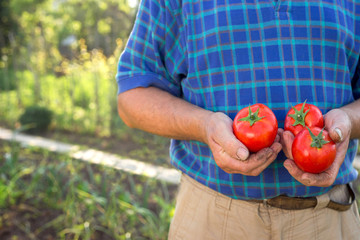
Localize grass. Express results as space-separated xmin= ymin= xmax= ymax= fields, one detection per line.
xmin=0 ymin=140 xmax=177 ymax=240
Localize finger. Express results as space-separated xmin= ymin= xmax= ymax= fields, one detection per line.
xmin=324 ymin=110 xmax=351 ymax=143
xmin=215 ymin=146 xmax=280 ymax=175
xmin=210 ymin=139 xmax=241 ymax=173
xmin=300 ymin=171 xmax=335 ymax=187
xmin=283 ymin=159 xmax=327 ymax=186
xmin=326 ymin=123 xmax=345 ymax=143
xmin=281 ymin=131 xmax=294 ymax=159
xmin=211 ymin=146 xmax=252 ymax=174
xmin=274 ymin=132 xmax=281 ymax=143
xmin=208 ymin=113 xmax=250 ymax=161
xmin=328 ymin=127 xmax=345 ymax=143
xmin=213 ymin=131 xmax=249 ymax=161
xmin=243 ymin=142 xmax=282 ymax=175
xmin=276 ymin=128 xmax=284 ymax=143
xmin=283 ymin=159 xmax=309 ymax=183
xmin=284 ymin=158 xmax=338 ymax=187
xmin=334 ymin=128 xmax=343 ymax=142
xmin=210 ymin=135 xmax=253 ymax=173
xmin=270 ymin=141 xmax=283 ymax=155
xmin=211 ymin=128 xmax=282 ymax=175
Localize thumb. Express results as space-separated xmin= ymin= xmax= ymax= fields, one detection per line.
xmin=328 ymin=124 xmax=348 ymax=144
xmin=330 ymin=128 xmax=343 ymax=143
xmin=236 ymin=145 xmax=250 ymax=161
xmin=219 ymin=132 xmax=249 ymax=161
xmin=324 ymin=109 xmax=351 ymax=143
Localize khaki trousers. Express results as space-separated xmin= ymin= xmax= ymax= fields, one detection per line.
xmin=168 ymin=174 xmax=360 ymax=240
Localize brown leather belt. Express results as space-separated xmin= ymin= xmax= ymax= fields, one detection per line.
xmin=247 ymin=184 xmax=355 ymax=211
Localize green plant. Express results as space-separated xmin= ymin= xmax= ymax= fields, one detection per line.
xmin=19 ymin=105 xmax=53 ymax=133
xmin=0 ymin=141 xmax=177 ymax=239
xmin=0 ymin=68 xmax=17 ymax=91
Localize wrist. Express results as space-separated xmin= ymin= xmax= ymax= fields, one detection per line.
xmin=198 ymin=110 xmax=217 ymax=144
xmin=201 ymin=111 xmax=234 ymax=145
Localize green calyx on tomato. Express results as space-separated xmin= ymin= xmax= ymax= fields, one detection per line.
xmin=292 ymin=127 xmax=336 ymax=174
xmin=284 ymin=101 xmax=324 ymax=136
xmin=233 ymin=103 xmax=278 ymax=153
xmin=307 ymin=127 xmax=330 ymax=148
xmin=238 ymin=106 xmax=265 ymax=126
xmin=288 ymin=100 xmax=310 ymax=127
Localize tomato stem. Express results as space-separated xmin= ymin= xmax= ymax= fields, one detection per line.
xmin=307 ymin=127 xmax=330 ymax=149
xmin=238 ymin=106 xmax=265 ymax=126
xmin=289 ymin=100 xmax=310 ymax=127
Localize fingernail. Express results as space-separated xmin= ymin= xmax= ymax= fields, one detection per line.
xmin=237 ymin=148 xmax=249 ymax=161
xmin=335 ymin=128 xmax=343 ymax=142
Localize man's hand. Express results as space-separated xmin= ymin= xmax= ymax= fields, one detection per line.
xmin=204 ymin=112 xmax=282 ymax=175
xmin=281 ymin=108 xmax=351 ymax=187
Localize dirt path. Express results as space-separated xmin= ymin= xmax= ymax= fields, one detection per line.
xmin=0 ymin=127 xmax=181 ymax=184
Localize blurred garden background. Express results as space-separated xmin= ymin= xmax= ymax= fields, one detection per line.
xmin=0 ymin=0 xmax=176 ymax=239
xmin=0 ymin=0 xmax=360 ymax=239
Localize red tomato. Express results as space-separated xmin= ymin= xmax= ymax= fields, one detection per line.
xmin=292 ymin=127 xmax=336 ymax=174
xmin=284 ymin=101 xmax=324 ymax=136
xmin=233 ymin=103 xmax=278 ymax=153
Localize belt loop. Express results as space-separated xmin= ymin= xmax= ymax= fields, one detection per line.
xmin=315 ymin=192 xmax=331 ymax=210
xmin=215 ymin=193 xmax=232 ymax=210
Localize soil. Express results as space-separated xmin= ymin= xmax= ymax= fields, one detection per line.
xmin=0 ymin=204 xmax=120 ymax=240
xmin=0 ymin=204 xmax=61 ymax=240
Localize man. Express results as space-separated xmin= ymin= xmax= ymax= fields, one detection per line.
xmin=116 ymin=0 xmax=360 ymax=239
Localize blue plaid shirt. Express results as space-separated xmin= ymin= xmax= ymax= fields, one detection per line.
xmin=116 ymin=0 xmax=360 ymax=200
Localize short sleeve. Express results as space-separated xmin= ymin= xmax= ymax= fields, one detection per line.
xmin=116 ymin=0 xmax=187 ymax=97
xmin=352 ymin=58 xmax=360 ymax=100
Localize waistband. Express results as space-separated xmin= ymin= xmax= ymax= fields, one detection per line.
xmin=247 ymin=184 xmax=355 ymax=211
xmin=181 ymin=174 xmax=355 ymax=211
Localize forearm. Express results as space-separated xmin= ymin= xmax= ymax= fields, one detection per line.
xmin=340 ymin=99 xmax=360 ymax=139
xmin=117 ymin=87 xmax=213 ymax=142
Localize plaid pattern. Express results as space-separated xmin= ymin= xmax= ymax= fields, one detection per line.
xmin=116 ymin=0 xmax=360 ymax=200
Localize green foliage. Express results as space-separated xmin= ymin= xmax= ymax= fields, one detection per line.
xmin=0 ymin=2 xmax=17 ymax=57
xmin=0 ymin=142 xmax=176 ymax=239
xmin=0 ymin=0 xmax=141 ymax=137
xmin=19 ymin=105 xmax=53 ymax=133
xmin=0 ymin=1 xmax=174 ymax=238
xmin=2 ymin=0 xmax=135 ymax=70
xmin=0 ymin=68 xmax=17 ymax=91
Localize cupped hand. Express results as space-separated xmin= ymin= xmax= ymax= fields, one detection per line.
xmin=281 ymin=108 xmax=351 ymax=187
xmin=204 ymin=112 xmax=282 ymax=176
